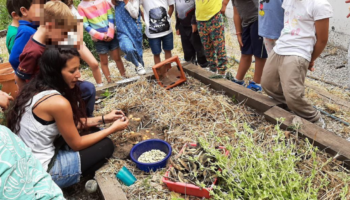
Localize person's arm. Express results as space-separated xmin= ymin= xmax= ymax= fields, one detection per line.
xmin=221 ymin=0 xmax=229 ymax=14
xmin=9 ymin=32 xmax=32 ymax=71
xmin=51 ymin=97 xmax=129 ymax=151
xmin=309 ymin=18 xmax=329 ymax=71
xmin=175 ymin=8 xmax=180 ymax=35
xmin=233 ymin=6 xmax=243 ymax=47
xmin=78 ymin=6 xmax=106 ymax=41
xmin=79 ymin=110 xmax=126 ymax=128
xmin=191 ymin=5 xmax=198 ymax=33
xmin=106 ymin=1 xmax=115 ymax=40
xmin=124 ymin=0 xmax=140 ymax=19
xmin=8 ymin=35 xmax=16 ymax=54
xmin=15 ymin=50 xmax=37 ymax=82
xmin=0 ymin=91 xmax=14 ymax=109
xmin=140 ymin=9 xmax=145 ymax=21
xmin=168 ymin=5 xmax=174 ymax=18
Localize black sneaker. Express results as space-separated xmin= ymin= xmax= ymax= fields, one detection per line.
xmin=225 ymin=72 xmax=234 ymax=81
xmin=209 ymin=66 xmax=217 ymax=73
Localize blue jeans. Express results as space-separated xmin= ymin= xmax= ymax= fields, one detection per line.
xmin=148 ymin=33 xmax=174 ymax=55
xmin=49 ymin=145 xmax=81 ymax=188
xmin=94 ymin=34 xmax=120 ymax=55
xmin=78 ymin=81 xmax=96 ymax=117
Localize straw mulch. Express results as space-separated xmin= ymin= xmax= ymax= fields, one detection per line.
xmin=94 ymin=76 xmax=350 ymax=200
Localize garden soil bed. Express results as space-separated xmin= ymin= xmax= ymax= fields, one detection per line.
xmin=90 ymin=76 xmax=350 ymax=200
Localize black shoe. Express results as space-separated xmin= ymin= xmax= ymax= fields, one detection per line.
xmin=209 ymin=67 xmax=217 ymax=73
xmin=199 ymin=62 xmax=209 ymax=68
xmin=225 ymin=72 xmax=234 ymax=81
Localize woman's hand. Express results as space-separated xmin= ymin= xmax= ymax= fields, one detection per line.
xmin=109 ymin=117 xmax=129 ymax=132
xmin=104 ymin=110 xmax=126 ymax=123
xmin=0 ymin=91 xmax=14 ymax=109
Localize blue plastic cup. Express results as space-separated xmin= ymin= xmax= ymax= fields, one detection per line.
xmin=116 ymin=166 xmax=137 ymax=186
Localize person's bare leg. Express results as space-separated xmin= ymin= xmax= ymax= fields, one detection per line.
xmin=164 ymin=50 xmax=172 ymax=60
xmin=236 ymin=54 xmax=253 ymax=80
xmin=99 ymin=54 xmax=112 ymax=83
xmin=154 ymin=54 xmax=161 ymax=65
xmin=164 ymin=50 xmax=172 ymax=70
xmin=79 ymin=45 xmax=102 ymax=84
xmin=253 ymin=56 xmax=267 ymax=84
xmin=110 ymin=48 xmax=126 ymax=77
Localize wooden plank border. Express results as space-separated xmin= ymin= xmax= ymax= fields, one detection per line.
xmin=182 ymin=64 xmax=350 ymax=167
xmin=95 ymin=165 xmax=128 ymax=200
xmin=94 ymin=63 xmax=350 ymax=200
xmin=96 ymin=73 xmax=154 ymax=96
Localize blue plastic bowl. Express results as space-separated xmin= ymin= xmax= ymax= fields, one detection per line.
xmin=130 ymin=139 xmax=172 ymax=172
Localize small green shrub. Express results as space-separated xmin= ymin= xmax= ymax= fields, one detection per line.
xmin=73 ymin=0 xmax=80 ymax=7
xmin=196 ymin=119 xmax=332 ymax=199
xmin=0 ymin=0 xmax=11 ymax=30
xmin=142 ymin=23 xmax=150 ymax=49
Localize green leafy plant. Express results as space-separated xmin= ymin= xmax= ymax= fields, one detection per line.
xmin=196 ymin=119 xmax=331 ymax=199
xmin=101 ymin=89 xmax=112 ymax=99
xmin=0 ymin=0 xmax=11 ymax=30
xmin=142 ymin=23 xmax=150 ymax=49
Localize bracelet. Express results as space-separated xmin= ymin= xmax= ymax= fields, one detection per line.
xmin=102 ymin=115 xmax=106 ymax=126
xmin=235 ymin=32 xmax=242 ymax=35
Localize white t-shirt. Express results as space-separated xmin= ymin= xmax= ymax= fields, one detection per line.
xmin=140 ymin=0 xmax=174 ymax=39
xmin=71 ymin=6 xmax=83 ymax=20
xmin=274 ymin=0 xmax=333 ymax=61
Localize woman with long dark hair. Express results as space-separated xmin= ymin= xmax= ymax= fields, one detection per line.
xmin=7 ymin=47 xmax=129 ymax=188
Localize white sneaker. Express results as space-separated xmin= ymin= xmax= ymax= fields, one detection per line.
xmin=85 ymin=179 xmax=98 ymax=193
xmin=136 ymin=64 xmax=146 ymax=75
xmin=315 ymin=116 xmax=326 ymax=129
xmin=96 ymin=83 xmax=104 ymax=87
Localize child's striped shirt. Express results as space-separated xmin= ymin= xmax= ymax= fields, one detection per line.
xmin=78 ymin=0 xmax=115 ymax=41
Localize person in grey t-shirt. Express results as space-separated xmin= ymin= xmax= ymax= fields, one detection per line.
xmin=232 ymin=0 xmax=258 ymax=27
xmin=229 ymin=0 xmax=267 ymax=92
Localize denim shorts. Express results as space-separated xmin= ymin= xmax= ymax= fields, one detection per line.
xmin=94 ymin=34 xmax=120 ymax=55
xmin=148 ymin=33 xmax=174 ymax=55
xmin=49 ymin=145 xmax=81 ymax=188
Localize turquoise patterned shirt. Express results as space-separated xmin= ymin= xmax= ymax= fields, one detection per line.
xmin=0 ymin=125 xmax=65 ymax=200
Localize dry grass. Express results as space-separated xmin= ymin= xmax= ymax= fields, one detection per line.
xmin=93 ymin=77 xmax=350 ymax=199
xmin=80 ymin=14 xmax=350 ymax=200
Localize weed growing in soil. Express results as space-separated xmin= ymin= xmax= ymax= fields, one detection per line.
xmin=198 ymin=119 xmax=332 ymax=199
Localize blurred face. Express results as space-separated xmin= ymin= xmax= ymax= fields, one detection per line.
xmin=47 ymin=23 xmax=70 ymax=44
xmin=24 ymin=2 xmax=42 ymax=22
xmin=61 ymin=56 xmax=81 ymax=89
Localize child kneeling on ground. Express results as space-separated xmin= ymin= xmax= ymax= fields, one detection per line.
xmin=261 ymin=0 xmax=333 ymax=128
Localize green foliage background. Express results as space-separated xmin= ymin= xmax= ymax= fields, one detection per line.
xmin=0 ymin=0 xmax=11 ymax=30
